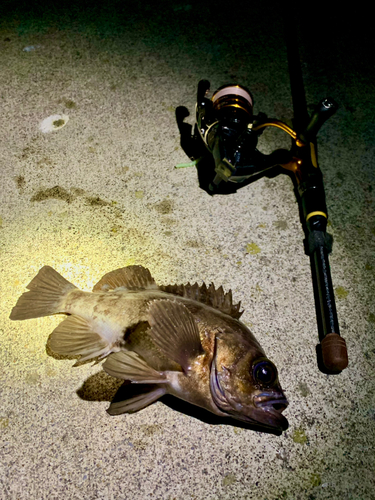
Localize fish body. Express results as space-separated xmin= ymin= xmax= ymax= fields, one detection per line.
xmin=10 ymin=265 xmax=288 ymax=431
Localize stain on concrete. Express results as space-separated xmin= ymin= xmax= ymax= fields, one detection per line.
xmin=36 ymin=157 xmax=54 ymax=169
xmin=222 ymin=473 xmax=237 ymax=486
xmin=130 ymin=440 xmax=148 ymax=451
xmin=53 ymin=118 xmax=65 ymax=127
xmin=71 ymin=188 xmax=86 ymax=197
xmin=63 ymin=99 xmax=76 ymax=109
xmin=274 ymin=220 xmax=288 ymax=230
xmin=246 ymin=242 xmax=261 ymax=255
xmin=298 ymin=382 xmax=311 ymax=397
xmin=30 ymin=186 xmax=112 ymax=208
xmin=20 ymin=145 xmax=36 ymax=160
xmin=45 ymin=368 xmax=57 ymax=377
xmin=335 ymin=286 xmax=349 ymax=299
xmin=25 ymin=372 xmax=41 ymax=385
xmin=161 ymin=217 xmax=177 ymax=227
xmin=152 ymin=199 xmax=174 ymax=214
xmin=185 ymin=239 xmax=200 ymax=248
xmin=310 ymin=473 xmax=322 ymax=487
xmin=0 ymin=418 xmax=9 ymax=429
xmin=85 ymin=196 xmax=111 ymax=207
xmin=15 ymin=175 xmax=26 ymax=192
xmin=31 ymin=185 xmax=74 ymax=203
xmin=138 ymin=424 xmax=164 ymax=436
xmin=292 ymin=427 xmax=308 ymax=444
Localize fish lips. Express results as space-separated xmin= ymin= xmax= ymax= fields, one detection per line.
xmin=251 ymin=392 xmax=289 ymax=431
xmin=210 ymin=355 xmax=289 ymax=432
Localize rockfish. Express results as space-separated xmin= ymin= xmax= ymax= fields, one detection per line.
xmin=10 ymin=265 xmax=288 ymax=431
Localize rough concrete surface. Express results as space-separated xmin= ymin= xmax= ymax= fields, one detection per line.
xmin=0 ymin=1 xmax=374 ymax=499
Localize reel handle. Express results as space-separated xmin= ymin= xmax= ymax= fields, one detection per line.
xmin=300 ymin=97 xmax=338 ymax=143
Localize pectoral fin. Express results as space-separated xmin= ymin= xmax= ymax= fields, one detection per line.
xmin=147 ymin=299 xmax=204 ymax=373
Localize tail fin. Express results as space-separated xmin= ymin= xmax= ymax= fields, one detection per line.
xmin=9 ymin=266 xmax=77 ymax=320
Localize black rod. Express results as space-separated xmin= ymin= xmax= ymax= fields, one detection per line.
xmin=283 ymin=8 xmax=309 ymax=132
xmin=283 ymin=8 xmax=348 ymax=372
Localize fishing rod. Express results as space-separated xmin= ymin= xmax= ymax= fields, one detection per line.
xmin=176 ymin=23 xmax=348 ymax=374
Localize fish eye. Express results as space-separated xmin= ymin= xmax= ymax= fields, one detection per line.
xmin=252 ymin=359 xmax=278 ymax=387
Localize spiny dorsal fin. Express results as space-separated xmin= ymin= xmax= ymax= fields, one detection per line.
xmin=159 ymin=283 xmax=243 ymax=319
xmin=93 ymin=265 xmax=158 ymax=292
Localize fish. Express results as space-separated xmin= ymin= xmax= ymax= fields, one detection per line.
xmin=9 ymin=265 xmax=288 ymax=432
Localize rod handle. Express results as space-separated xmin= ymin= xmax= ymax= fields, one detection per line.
xmin=321 ymin=332 xmax=348 ymax=372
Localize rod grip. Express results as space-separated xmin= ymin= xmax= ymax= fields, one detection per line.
xmin=309 ymin=237 xmax=349 ymax=373
xmin=321 ymin=333 xmax=348 ymax=372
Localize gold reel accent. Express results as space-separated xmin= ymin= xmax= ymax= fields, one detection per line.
xmin=252 ymin=120 xmax=306 ymax=147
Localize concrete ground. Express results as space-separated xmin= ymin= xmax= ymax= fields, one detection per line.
xmin=0 ymin=1 xmax=374 ymax=499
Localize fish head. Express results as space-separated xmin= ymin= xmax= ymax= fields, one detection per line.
xmin=210 ymin=334 xmax=288 ymax=432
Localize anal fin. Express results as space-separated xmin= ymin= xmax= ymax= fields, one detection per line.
xmin=103 ymin=351 xmax=168 ymax=383
xmin=107 ymin=383 xmax=167 ymax=415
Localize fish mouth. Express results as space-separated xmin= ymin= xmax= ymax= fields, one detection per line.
xmin=252 ymin=392 xmax=289 ymax=431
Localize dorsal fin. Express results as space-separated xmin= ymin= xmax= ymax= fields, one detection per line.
xmin=93 ymin=265 xmax=158 ymax=292
xmin=159 ymin=282 xmax=243 ymax=319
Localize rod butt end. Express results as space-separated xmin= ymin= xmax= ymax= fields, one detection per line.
xmin=321 ymin=333 xmax=348 ymax=372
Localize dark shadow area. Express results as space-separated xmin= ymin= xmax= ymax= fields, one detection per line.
xmin=76 ymin=372 xmax=285 ymax=435
xmin=76 ymin=370 xmax=123 ymax=401
xmin=160 ymin=393 xmax=284 ymax=436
